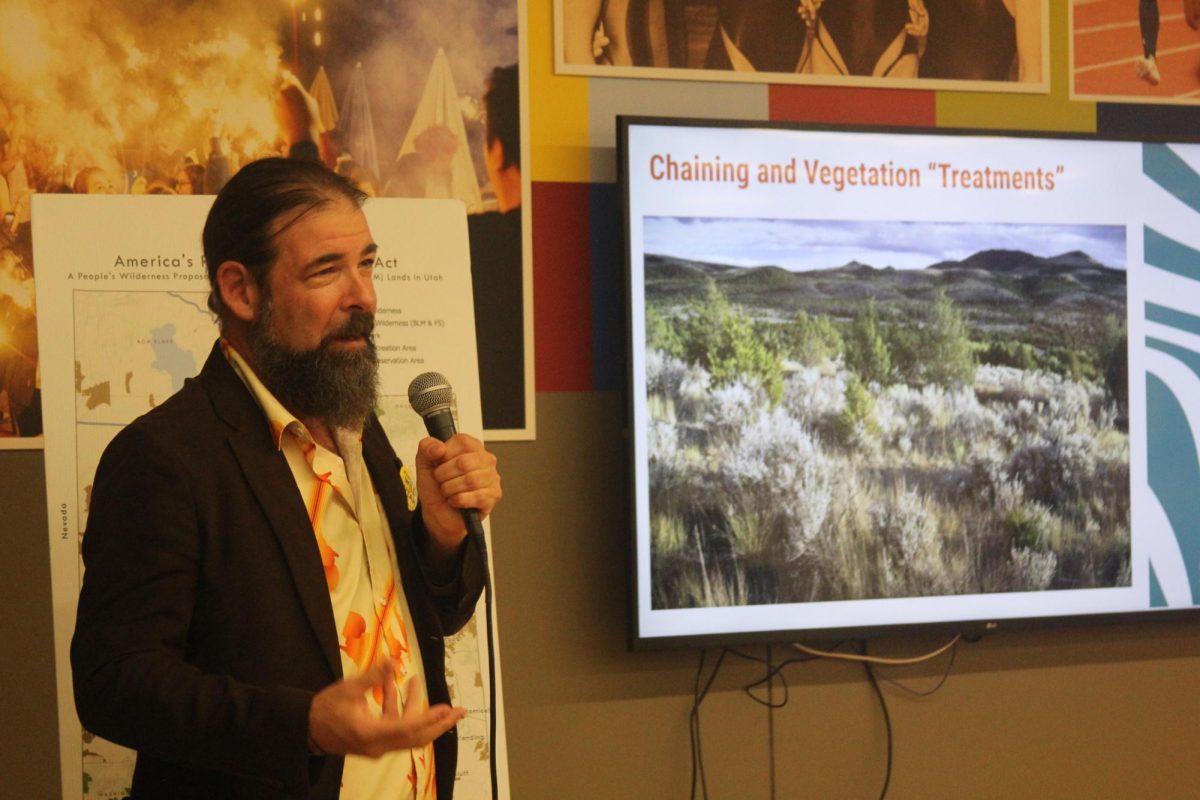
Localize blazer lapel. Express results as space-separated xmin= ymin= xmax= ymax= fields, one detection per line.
xmin=199 ymin=344 xmax=342 ymax=677
xmin=362 ymin=418 xmax=412 ymax=546
xmin=361 ymin=418 xmax=433 ymax=631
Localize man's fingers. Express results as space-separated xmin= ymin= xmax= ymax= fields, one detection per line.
xmin=385 ymin=704 xmax=466 ymax=750
xmin=352 ymin=659 xmax=392 ymax=691
xmin=421 ymin=433 xmax=487 ymax=467
xmin=342 ymin=658 xmax=395 ymax=712
xmin=400 ymin=676 xmax=422 ymax=719
xmin=417 ymin=437 xmax=448 ymax=465
xmin=316 ymin=674 xmax=466 ymax=756
xmin=416 ymin=705 xmax=467 ymax=740
xmin=431 ymin=450 xmax=501 ymax=503
xmin=380 ymin=667 xmax=399 ymax=718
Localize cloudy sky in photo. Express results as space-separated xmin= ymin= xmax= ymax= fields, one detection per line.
xmin=643 ymin=218 xmax=1127 ymax=272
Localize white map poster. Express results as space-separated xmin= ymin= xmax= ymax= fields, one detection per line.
xmin=33 ymin=194 xmax=508 ymax=799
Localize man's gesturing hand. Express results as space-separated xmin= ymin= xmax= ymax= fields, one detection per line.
xmin=308 ymin=660 xmax=466 ymax=758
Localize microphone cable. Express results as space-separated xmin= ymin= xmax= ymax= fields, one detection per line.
xmin=477 ymin=521 xmax=498 ymax=800
xmin=407 ymin=371 xmax=499 ymax=799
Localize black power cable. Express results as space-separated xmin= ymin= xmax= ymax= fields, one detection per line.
xmin=689 ymin=638 xmax=959 ymax=799
xmin=732 ymin=645 xmax=824 ymax=709
xmin=690 ymin=648 xmax=728 ymax=800
xmin=861 ymin=641 xmax=893 ymax=800
xmin=876 ymin=640 xmax=959 ymax=699
xmin=766 ymin=645 xmax=775 ymax=800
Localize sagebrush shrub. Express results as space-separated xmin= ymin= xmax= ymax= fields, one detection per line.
xmin=713 ymin=406 xmax=832 ymax=559
xmin=871 ymin=484 xmax=944 ymax=594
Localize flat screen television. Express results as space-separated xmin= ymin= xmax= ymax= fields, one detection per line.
xmin=619 ymin=115 xmax=1200 ymax=649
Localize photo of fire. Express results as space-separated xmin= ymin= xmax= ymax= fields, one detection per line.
xmin=0 ymin=245 xmax=34 ymax=437
xmin=0 ymin=0 xmax=524 ymax=445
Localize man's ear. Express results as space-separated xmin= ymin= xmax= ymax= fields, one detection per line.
xmin=215 ymin=261 xmax=261 ymax=323
xmin=484 ymin=137 xmax=505 ymax=176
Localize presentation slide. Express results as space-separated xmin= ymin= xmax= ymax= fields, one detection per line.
xmin=622 ymin=119 xmax=1200 ymax=645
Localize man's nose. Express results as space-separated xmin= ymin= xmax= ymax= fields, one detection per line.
xmin=346 ymin=268 xmax=377 ymax=313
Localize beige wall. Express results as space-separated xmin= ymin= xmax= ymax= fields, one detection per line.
xmin=10 ymin=392 xmax=1200 ymax=799
xmin=493 ymin=393 xmax=1200 ymax=799
xmin=1 ymin=449 xmax=61 ymax=796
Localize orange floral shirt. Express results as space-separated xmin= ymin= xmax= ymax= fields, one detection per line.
xmin=223 ymin=341 xmax=435 ymax=799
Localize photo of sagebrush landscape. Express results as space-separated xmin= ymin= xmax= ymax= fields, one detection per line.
xmin=643 ymin=217 xmax=1130 ymax=609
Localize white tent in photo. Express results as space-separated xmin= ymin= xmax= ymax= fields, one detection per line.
xmin=394 ymin=48 xmax=482 ymax=211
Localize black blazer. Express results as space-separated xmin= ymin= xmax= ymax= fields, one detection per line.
xmin=71 ymin=342 xmax=484 ymax=799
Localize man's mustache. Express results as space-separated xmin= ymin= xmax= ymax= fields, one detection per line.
xmin=319 ymin=312 xmax=375 ymax=350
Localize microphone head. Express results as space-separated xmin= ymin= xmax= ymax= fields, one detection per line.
xmin=407 ymin=371 xmax=453 ymax=417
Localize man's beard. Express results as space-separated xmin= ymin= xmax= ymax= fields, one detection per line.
xmin=246 ymin=303 xmax=380 ymax=430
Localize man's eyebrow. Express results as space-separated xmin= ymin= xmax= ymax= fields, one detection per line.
xmin=303 ymin=242 xmax=378 ymax=271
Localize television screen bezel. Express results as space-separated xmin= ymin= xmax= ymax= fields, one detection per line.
xmin=618 ymin=113 xmax=1200 ymax=651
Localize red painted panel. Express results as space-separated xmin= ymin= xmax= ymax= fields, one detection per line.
xmin=531 ymin=181 xmax=594 ymax=392
xmin=769 ymin=84 xmax=936 ymax=127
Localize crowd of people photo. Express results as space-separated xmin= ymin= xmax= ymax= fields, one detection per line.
xmin=0 ymin=54 xmax=523 ymax=438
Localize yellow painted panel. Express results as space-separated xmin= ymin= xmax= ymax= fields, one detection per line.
xmin=937 ymin=1 xmax=1095 ymax=133
xmin=530 ymin=144 xmax=595 ymax=183
xmin=528 ymin=0 xmax=592 ymax=182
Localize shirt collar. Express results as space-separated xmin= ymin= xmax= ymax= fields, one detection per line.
xmin=220 ymin=338 xmax=308 ymax=451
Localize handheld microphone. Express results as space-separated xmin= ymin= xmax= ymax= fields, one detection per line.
xmin=406 ymin=371 xmax=487 ymax=549
xmin=407 ymin=370 xmax=498 ymax=800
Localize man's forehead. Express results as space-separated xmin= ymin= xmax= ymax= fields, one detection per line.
xmin=269 ymin=197 xmax=372 ymax=248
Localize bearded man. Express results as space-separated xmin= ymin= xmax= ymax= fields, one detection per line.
xmin=71 ymin=157 xmax=501 ymax=799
